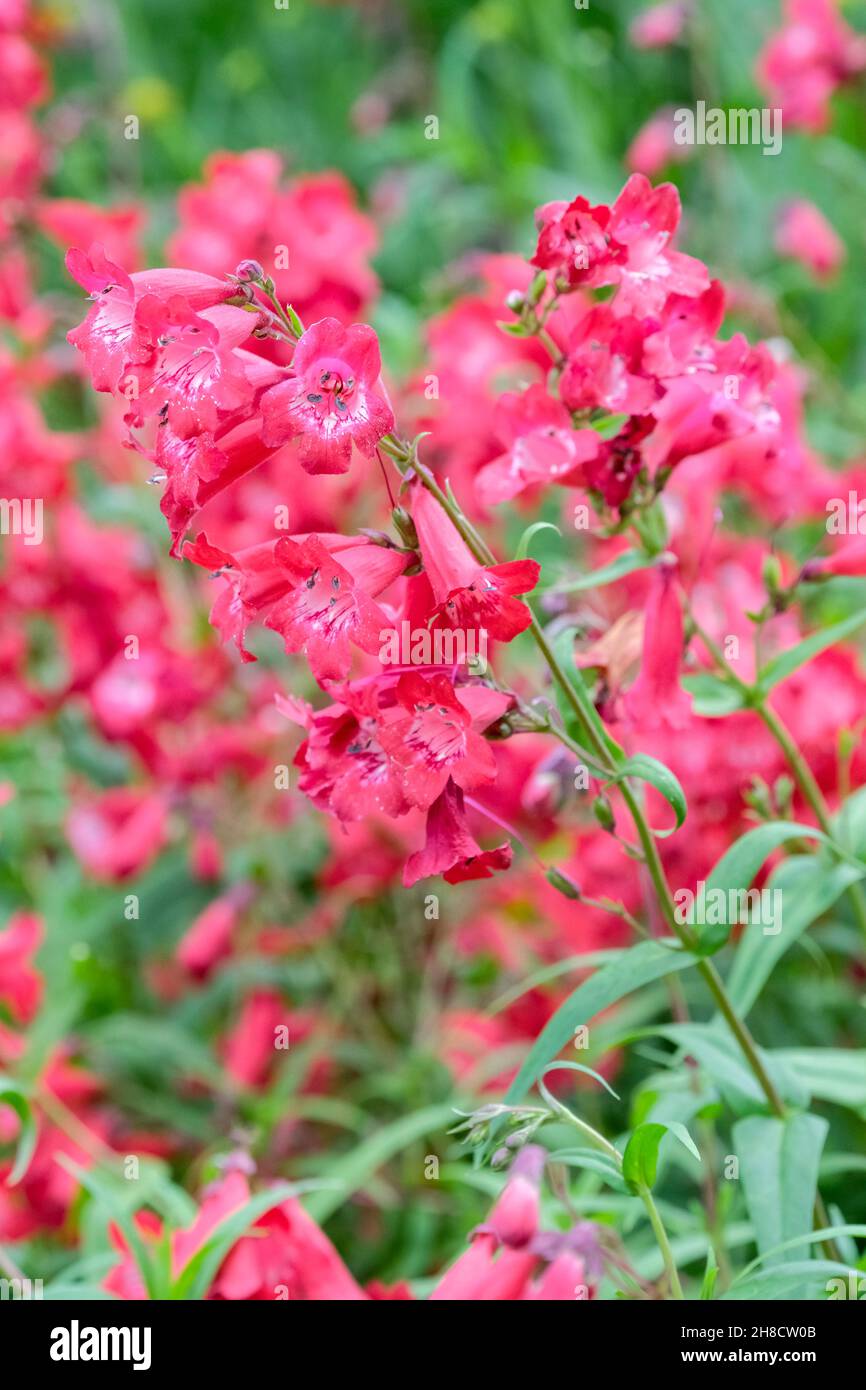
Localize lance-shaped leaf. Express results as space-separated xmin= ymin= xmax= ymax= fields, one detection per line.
xmin=732 ymin=1114 xmax=828 ymax=1268
xmin=756 ymin=608 xmax=866 ymax=694
xmin=504 ymin=939 xmax=700 ymax=1107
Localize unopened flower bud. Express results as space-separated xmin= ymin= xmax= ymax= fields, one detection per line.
xmin=357 ymin=528 xmax=395 ymax=548
xmin=391 ymin=506 xmax=418 ymax=550
xmin=546 ymin=867 xmax=581 ymax=900
xmin=593 ymin=794 xmax=616 ymax=833
xmin=234 ymin=259 xmax=264 ymax=282
xmin=763 ymin=553 xmax=783 ymax=596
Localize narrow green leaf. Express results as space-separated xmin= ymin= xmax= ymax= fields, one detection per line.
xmin=757 ymin=608 xmax=866 ymax=693
xmin=504 ymin=940 xmax=699 ymax=1107
xmin=542 ymin=1060 xmax=620 ymax=1100
xmin=666 ymin=1120 xmax=701 ymax=1164
xmin=700 ymin=1258 xmax=719 ymax=1300
xmin=769 ymin=1049 xmax=866 ymax=1111
xmin=58 ymin=1160 xmax=163 ymax=1301
xmin=727 ymin=855 xmax=866 ymax=1014
xmin=737 ymin=1223 xmax=866 ymax=1278
xmin=0 ymin=1078 xmax=36 ymax=1186
xmin=653 ymin=1023 xmax=809 ymax=1111
xmin=706 ymin=821 xmax=830 ymax=898
xmin=486 ymin=950 xmax=626 ymax=1016
xmin=551 ymin=626 xmax=625 ymax=767
xmin=832 ymin=784 xmax=866 ymax=857
xmin=694 ymin=821 xmax=837 ymax=954
xmin=622 ymin=1120 xmax=700 ymax=1194
xmin=733 ymin=1114 xmax=828 ymax=1268
xmin=515 ymin=520 xmax=560 ymax=560
xmin=682 ymin=672 xmax=747 ymax=717
xmin=546 ymin=1147 xmax=628 ymax=1191
xmin=722 ymin=1259 xmax=862 ymax=1301
xmin=609 ymin=753 xmax=686 ymax=838
xmin=544 ymin=548 xmax=660 ymax=595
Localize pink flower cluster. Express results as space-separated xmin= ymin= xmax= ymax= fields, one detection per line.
xmin=64 ymin=164 xmax=866 ymax=907
xmin=757 ymin=0 xmax=866 ymax=131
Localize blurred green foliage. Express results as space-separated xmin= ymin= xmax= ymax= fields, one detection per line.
xmin=46 ymin=0 xmax=866 ymax=438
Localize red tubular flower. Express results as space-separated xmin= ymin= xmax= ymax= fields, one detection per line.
xmin=0 ymin=912 xmax=42 ymax=1024
xmin=583 ymin=416 xmax=655 ymax=510
xmin=624 ymin=559 xmax=692 ymax=730
xmin=125 ymin=297 xmax=256 ymax=436
xmin=802 ymin=536 xmax=866 ymax=579
xmin=475 ymin=384 xmax=601 ymax=507
xmin=532 ymin=174 xmax=707 ymax=313
xmin=65 ymin=243 xmax=232 ymax=394
xmin=428 ymin=1235 xmax=537 ymax=1300
xmin=559 ymin=304 xmax=658 ymax=416
xmin=532 ymin=194 xmax=625 ymax=291
xmin=627 ymin=108 xmax=686 ymax=176
xmin=222 ymin=991 xmax=312 ymax=1090
xmin=279 ymin=683 xmax=410 ymax=823
xmin=186 ymin=531 xmax=408 ymax=674
xmin=65 ymin=787 xmax=169 ymax=882
xmin=606 ymin=174 xmax=709 ymax=312
xmin=629 ymin=1 xmax=690 ymax=50
xmin=260 ymin=317 xmax=394 ymax=474
xmin=177 ymin=885 xmax=253 ymax=980
xmin=104 ymin=1172 xmax=367 ymax=1301
xmin=409 ymin=483 xmax=539 ymax=641
xmin=157 ymin=414 xmax=282 ymax=557
xmin=484 ymin=1144 xmax=545 ymax=1248
xmin=378 ymin=673 xmax=511 ymax=810
xmin=38 ymin=199 xmax=144 ymax=270
xmin=213 ymin=1187 xmax=367 ymax=1301
xmin=167 ymin=157 xmax=378 ymax=324
xmin=403 ymin=780 xmax=512 ymax=886
xmin=527 ymin=1251 xmax=589 ymax=1300
xmin=776 ymin=200 xmax=845 ymax=281
xmin=264 ymin=534 xmax=392 ymax=683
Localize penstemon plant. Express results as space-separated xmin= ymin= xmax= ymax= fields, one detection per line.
xmin=53 ymin=166 xmax=866 ymax=1301
xmin=6 ymin=0 xmax=866 ymax=1316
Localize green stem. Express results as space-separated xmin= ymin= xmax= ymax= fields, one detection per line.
xmin=762 ymin=698 xmax=866 ymax=947
xmin=538 ymin=1079 xmax=623 ymax=1167
xmin=540 ymin=1084 xmax=685 ymax=1298
xmin=640 ymin=1187 xmax=684 ymax=1300
xmin=406 ymin=448 xmax=789 ymax=1113
xmin=402 ymin=441 xmax=842 ymax=1260
xmin=691 ymin=612 xmax=866 ymax=943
